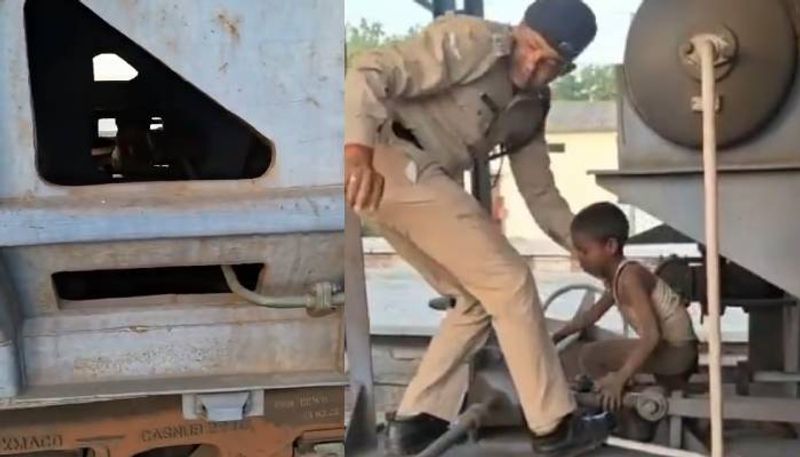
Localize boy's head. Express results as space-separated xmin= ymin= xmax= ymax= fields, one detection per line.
xmin=570 ymin=202 xmax=630 ymax=277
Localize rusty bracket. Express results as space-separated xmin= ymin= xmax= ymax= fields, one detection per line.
xmin=309 ymin=281 xmax=345 ymax=313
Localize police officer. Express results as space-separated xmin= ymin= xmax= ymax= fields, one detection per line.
xmin=345 ymin=0 xmax=612 ymax=455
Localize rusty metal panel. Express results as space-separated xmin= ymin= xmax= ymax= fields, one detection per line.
xmin=0 ymin=0 xmax=344 ymax=247
xmin=0 ymin=0 xmax=344 ymax=407
xmin=0 ymin=189 xmax=342 ymax=247
xmin=5 ymin=233 xmax=342 ymax=315
xmin=0 ymin=1 xmax=35 ymax=198
xmin=0 ymin=390 xmax=344 ymax=456
xmin=22 ymin=306 xmax=342 ymax=385
xmin=0 ymin=234 xmax=346 ymax=406
xmin=80 ymin=0 xmax=344 ymax=190
xmin=0 ymin=0 xmax=343 ymax=198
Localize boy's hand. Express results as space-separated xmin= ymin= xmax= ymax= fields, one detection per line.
xmin=595 ymin=371 xmax=626 ymax=411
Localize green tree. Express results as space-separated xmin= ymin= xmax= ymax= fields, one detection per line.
xmin=551 ymin=73 xmax=584 ymax=101
xmin=578 ymin=65 xmax=617 ymax=101
xmin=346 ymin=19 xmax=421 ymax=67
xmin=551 ymin=64 xmax=617 ymax=101
xmin=346 ymin=19 xmax=388 ymax=65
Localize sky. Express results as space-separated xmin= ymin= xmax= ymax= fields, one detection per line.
xmin=345 ymin=0 xmax=643 ymax=64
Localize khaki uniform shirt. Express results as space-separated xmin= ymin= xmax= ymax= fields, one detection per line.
xmin=345 ymin=13 xmax=574 ymax=251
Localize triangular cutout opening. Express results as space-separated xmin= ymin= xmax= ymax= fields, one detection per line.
xmin=25 ymin=0 xmax=273 ymax=185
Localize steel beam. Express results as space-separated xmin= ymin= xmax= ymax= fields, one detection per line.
xmin=596 ymin=169 xmax=800 ymax=299
xmin=413 ymin=0 xmax=434 ymax=11
xmin=753 ymin=371 xmax=800 ymax=382
xmin=783 ymin=304 xmax=800 ymax=397
xmin=668 ymin=395 xmax=800 ymax=423
xmin=344 ymin=208 xmax=378 ymax=452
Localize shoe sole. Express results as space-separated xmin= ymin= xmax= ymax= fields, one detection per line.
xmin=384 ymin=437 xmax=442 ymax=456
xmin=535 ymin=440 xmax=605 ymax=457
xmin=383 ymin=427 xmax=455 ymax=456
xmin=384 ymin=442 xmax=427 ymax=456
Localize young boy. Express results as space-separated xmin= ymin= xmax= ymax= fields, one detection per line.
xmin=552 ymin=202 xmax=698 ymax=410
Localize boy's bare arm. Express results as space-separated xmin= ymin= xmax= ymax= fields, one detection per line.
xmin=595 ymin=265 xmax=661 ymax=410
xmin=614 ymin=265 xmax=661 ymax=381
xmin=552 ymin=291 xmax=614 ymax=343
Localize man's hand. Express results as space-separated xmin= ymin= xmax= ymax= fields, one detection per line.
xmin=345 ymin=144 xmax=385 ymax=212
xmin=594 ymin=371 xmax=627 ymax=411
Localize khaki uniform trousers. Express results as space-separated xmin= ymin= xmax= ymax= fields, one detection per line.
xmin=366 ymin=144 xmax=575 ymax=435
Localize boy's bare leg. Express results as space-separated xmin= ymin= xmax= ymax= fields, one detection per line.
xmin=578 ymin=339 xmax=699 ymax=441
xmin=578 ymin=339 xmax=697 ymax=379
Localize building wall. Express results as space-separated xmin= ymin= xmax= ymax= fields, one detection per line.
xmin=499 ymin=131 xmax=620 ymax=246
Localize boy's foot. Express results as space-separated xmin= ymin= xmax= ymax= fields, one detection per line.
xmin=531 ymin=411 xmax=615 ymax=457
xmin=384 ymin=413 xmax=449 ymax=456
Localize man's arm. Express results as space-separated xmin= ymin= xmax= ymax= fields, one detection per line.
xmin=552 ymin=291 xmax=614 ymax=343
xmin=595 ymin=267 xmax=661 ymax=410
xmin=508 ymin=134 xmax=574 ymax=252
xmin=345 ymin=17 xmax=504 ymax=210
xmin=345 ymin=16 xmax=502 ymax=149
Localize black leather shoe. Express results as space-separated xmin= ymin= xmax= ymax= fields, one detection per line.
xmin=531 ymin=412 xmax=615 ymax=457
xmin=385 ymin=413 xmax=449 ymax=456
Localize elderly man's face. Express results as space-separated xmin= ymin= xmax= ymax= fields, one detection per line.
xmin=510 ymin=24 xmax=569 ymax=90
